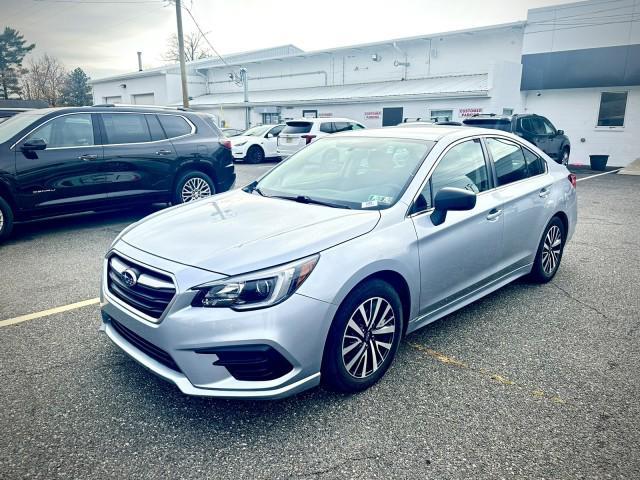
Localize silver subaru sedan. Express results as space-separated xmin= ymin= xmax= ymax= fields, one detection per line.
xmin=100 ymin=126 xmax=577 ymax=399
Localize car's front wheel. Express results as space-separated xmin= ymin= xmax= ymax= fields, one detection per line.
xmin=322 ymin=279 xmax=403 ymax=393
xmin=0 ymin=196 xmax=14 ymax=242
xmin=529 ymin=217 xmax=566 ymax=283
xmin=173 ymin=171 xmax=216 ymax=204
xmin=246 ymin=145 xmax=265 ymax=164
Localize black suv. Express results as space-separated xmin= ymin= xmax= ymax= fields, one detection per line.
xmin=463 ymin=114 xmax=570 ymax=165
xmin=0 ymin=105 xmax=235 ymax=241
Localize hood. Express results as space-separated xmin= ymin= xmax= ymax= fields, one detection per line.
xmin=122 ymin=190 xmax=380 ymax=275
xmin=230 ymin=135 xmax=253 ymax=145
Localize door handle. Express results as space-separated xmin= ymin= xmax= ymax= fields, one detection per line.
xmin=539 ymin=186 xmax=552 ymax=198
xmin=155 ymin=149 xmax=172 ymax=156
xmin=486 ymin=208 xmax=503 ymax=221
xmin=78 ymin=154 xmax=98 ymax=161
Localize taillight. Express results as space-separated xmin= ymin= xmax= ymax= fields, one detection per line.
xmin=301 ymin=134 xmax=316 ymax=145
xmin=219 ymin=138 xmax=232 ymax=149
xmin=568 ymin=173 xmax=577 ymax=188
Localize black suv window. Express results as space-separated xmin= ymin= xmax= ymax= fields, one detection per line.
xmin=463 ymin=118 xmax=512 ymax=132
xmin=320 ymin=122 xmax=335 ymax=133
xmin=102 ymin=113 xmax=151 ymax=144
xmin=158 ymin=115 xmax=192 ymax=138
xmin=146 ymin=115 xmax=166 ymax=141
xmin=282 ymin=121 xmax=312 ymax=134
xmin=486 ymin=137 xmax=529 ymax=186
xmin=26 ymin=114 xmax=94 ymax=148
xmin=520 ymin=116 xmax=546 ymax=135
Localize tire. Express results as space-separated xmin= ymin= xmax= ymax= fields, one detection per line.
xmin=172 ymin=171 xmax=216 ymax=204
xmin=560 ymin=147 xmax=570 ymax=166
xmin=528 ymin=217 xmax=566 ymax=283
xmin=0 ymin=196 xmax=14 ymax=243
xmin=245 ymin=145 xmax=265 ymax=164
xmin=321 ymin=279 xmax=404 ymax=393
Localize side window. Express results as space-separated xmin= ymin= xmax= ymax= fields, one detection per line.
xmin=523 ymin=147 xmax=546 ymax=176
xmin=158 ymin=115 xmax=192 ymax=138
xmin=102 ymin=114 xmax=151 ymax=144
xmin=26 ymin=114 xmax=94 ymax=148
xmin=333 ymin=122 xmax=351 ymax=132
xmin=541 ymin=118 xmax=556 ymax=135
xmin=146 ymin=115 xmax=166 ymax=141
xmin=429 ymin=139 xmax=490 ymax=205
xmin=352 ymin=123 xmax=365 ymax=130
xmin=268 ymin=125 xmax=284 ymax=137
xmin=486 ymin=137 xmax=529 ymax=186
xmin=320 ymin=122 xmax=335 ymax=134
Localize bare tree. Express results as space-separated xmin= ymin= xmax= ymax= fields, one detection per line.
xmin=162 ymin=31 xmax=212 ymax=63
xmin=21 ymin=54 xmax=67 ymax=106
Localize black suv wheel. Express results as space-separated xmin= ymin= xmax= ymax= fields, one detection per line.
xmin=173 ymin=171 xmax=216 ymax=204
xmin=0 ymin=196 xmax=14 ymax=242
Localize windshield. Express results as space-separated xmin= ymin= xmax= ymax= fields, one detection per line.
xmin=243 ymin=125 xmax=271 ymax=137
xmin=256 ymin=136 xmax=434 ymax=210
xmin=0 ymin=111 xmax=48 ymax=145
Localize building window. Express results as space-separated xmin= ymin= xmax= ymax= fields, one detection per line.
xmin=597 ymin=92 xmax=627 ymax=127
xmin=430 ymin=109 xmax=453 ymax=122
xmin=262 ymin=112 xmax=280 ymax=125
xmin=502 ymin=108 xmax=514 ymax=116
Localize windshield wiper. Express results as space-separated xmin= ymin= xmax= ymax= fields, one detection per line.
xmin=271 ymin=194 xmax=351 ymax=210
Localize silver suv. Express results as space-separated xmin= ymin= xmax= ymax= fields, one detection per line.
xmin=276 ymin=117 xmax=364 ymax=158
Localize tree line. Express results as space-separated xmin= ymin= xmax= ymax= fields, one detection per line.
xmin=0 ymin=27 xmax=92 ymax=106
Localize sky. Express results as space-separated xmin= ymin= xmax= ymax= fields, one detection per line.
xmin=2 ymin=0 xmax=580 ymax=80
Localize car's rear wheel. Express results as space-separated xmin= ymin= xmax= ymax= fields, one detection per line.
xmin=529 ymin=217 xmax=566 ymax=283
xmin=173 ymin=171 xmax=215 ymax=204
xmin=322 ymin=279 xmax=403 ymax=393
xmin=246 ymin=145 xmax=265 ymax=164
xmin=0 ymin=196 xmax=14 ymax=242
xmin=560 ymin=147 xmax=570 ymax=166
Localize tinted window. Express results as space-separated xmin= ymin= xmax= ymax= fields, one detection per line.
xmin=520 ymin=117 xmax=546 ymax=135
xmin=541 ymin=118 xmax=556 ymax=134
xmin=282 ymin=121 xmax=312 ymax=134
xmin=523 ymin=147 xmax=546 ymax=176
xmin=26 ymin=114 xmax=94 ymax=148
xmin=333 ymin=122 xmax=353 ymax=132
xmin=429 ymin=139 xmax=490 ymax=204
xmin=146 ymin=115 xmax=166 ymax=141
xmin=463 ymin=118 xmax=512 ymax=132
xmin=158 ymin=115 xmax=192 ymax=138
xmin=268 ymin=125 xmax=284 ymax=137
xmin=486 ymin=137 xmax=529 ymax=186
xmin=102 ymin=114 xmax=151 ymax=144
xmin=198 ymin=113 xmax=223 ymax=136
xmin=597 ymin=92 xmax=627 ymax=127
xmin=352 ymin=123 xmax=365 ymax=130
xmin=320 ymin=122 xmax=335 ymax=133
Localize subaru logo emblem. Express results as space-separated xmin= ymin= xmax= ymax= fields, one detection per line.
xmin=121 ymin=268 xmax=138 ymax=287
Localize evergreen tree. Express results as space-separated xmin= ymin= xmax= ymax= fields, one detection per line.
xmin=61 ymin=67 xmax=93 ymax=106
xmin=0 ymin=27 xmax=35 ymax=99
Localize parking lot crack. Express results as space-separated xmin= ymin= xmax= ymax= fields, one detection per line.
xmin=291 ymin=454 xmax=383 ymax=478
xmin=550 ymin=282 xmax=614 ymax=321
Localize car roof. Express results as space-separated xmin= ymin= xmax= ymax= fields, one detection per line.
xmin=26 ymin=105 xmax=195 ymax=116
xmin=286 ymin=117 xmax=359 ymax=123
xmin=332 ymin=124 xmax=519 ymax=142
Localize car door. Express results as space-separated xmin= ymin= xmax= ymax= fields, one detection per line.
xmin=100 ymin=112 xmax=177 ymax=202
xmin=410 ymin=138 xmax=504 ymax=315
xmin=484 ymin=136 xmax=552 ymax=271
xmin=13 ymin=112 xmax=107 ymax=212
xmin=540 ymin=117 xmax=562 ymax=160
xmin=263 ymin=125 xmax=284 ymax=157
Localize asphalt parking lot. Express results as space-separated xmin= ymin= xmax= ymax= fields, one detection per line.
xmin=1 ymin=163 xmax=638 ymax=479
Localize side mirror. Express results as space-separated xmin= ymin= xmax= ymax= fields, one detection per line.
xmin=266 ymin=133 xmax=274 ymax=138
xmin=431 ymin=187 xmax=476 ymax=226
xmin=556 ymin=129 xmax=564 ymax=135
xmin=21 ymin=139 xmax=47 ymax=151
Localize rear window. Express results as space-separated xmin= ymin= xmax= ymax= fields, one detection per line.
xmin=282 ymin=121 xmax=312 ymax=134
xmin=158 ymin=115 xmax=193 ymax=138
xmin=463 ymin=118 xmax=512 ymax=132
xmin=197 ymin=113 xmax=223 ymax=136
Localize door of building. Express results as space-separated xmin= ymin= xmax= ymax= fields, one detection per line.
xmin=382 ymin=107 xmax=403 ymax=127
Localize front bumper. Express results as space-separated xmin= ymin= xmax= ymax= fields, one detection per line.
xmin=100 ymin=243 xmax=336 ymax=399
xmin=231 ymin=145 xmax=248 ymax=160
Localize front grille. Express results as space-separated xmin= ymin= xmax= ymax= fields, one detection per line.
xmin=110 ymin=317 xmax=181 ymax=372
xmin=107 ymin=254 xmax=175 ymax=321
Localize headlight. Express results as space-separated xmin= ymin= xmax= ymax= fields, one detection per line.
xmin=234 ymin=141 xmax=248 ymax=147
xmin=191 ymin=255 xmax=319 ymax=310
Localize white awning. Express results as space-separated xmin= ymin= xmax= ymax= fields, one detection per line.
xmin=184 ymin=73 xmax=489 ymax=108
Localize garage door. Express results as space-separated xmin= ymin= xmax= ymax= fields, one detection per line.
xmin=104 ymin=96 xmax=122 ymax=104
xmin=132 ymin=93 xmax=155 ymax=105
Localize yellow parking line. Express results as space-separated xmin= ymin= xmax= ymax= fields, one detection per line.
xmin=0 ymin=298 xmax=100 ymax=328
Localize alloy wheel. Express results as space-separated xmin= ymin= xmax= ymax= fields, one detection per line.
xmin=341 ymin=297 xmax=396 ymax=378
xmin=0 ymin=209 xmax=3 ymax=232
xmin=562 ymin=150 xmax=569 ymax=166
xmin=542 ymin=225 xmax=562 ymax=275
xmin=181 ymin=177 xmax=212 ymax=203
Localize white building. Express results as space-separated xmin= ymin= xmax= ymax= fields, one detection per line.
xmin=91 ymin=0 xmax=640 ymax=166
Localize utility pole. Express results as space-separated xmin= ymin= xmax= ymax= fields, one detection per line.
xmin=240 ymin=67 xmax=249 ymax=129
xmin=174 ymin=0 xmax=189 ymax=108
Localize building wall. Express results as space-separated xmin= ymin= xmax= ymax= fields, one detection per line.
xmin=524 ymin=86 xmax=639 ymax=167
xmin=92 ymin=74 xmax=169 ymax=105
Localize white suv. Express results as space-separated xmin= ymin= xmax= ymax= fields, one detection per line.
xmin=277 ymin=118 xmax=365 ymax=158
